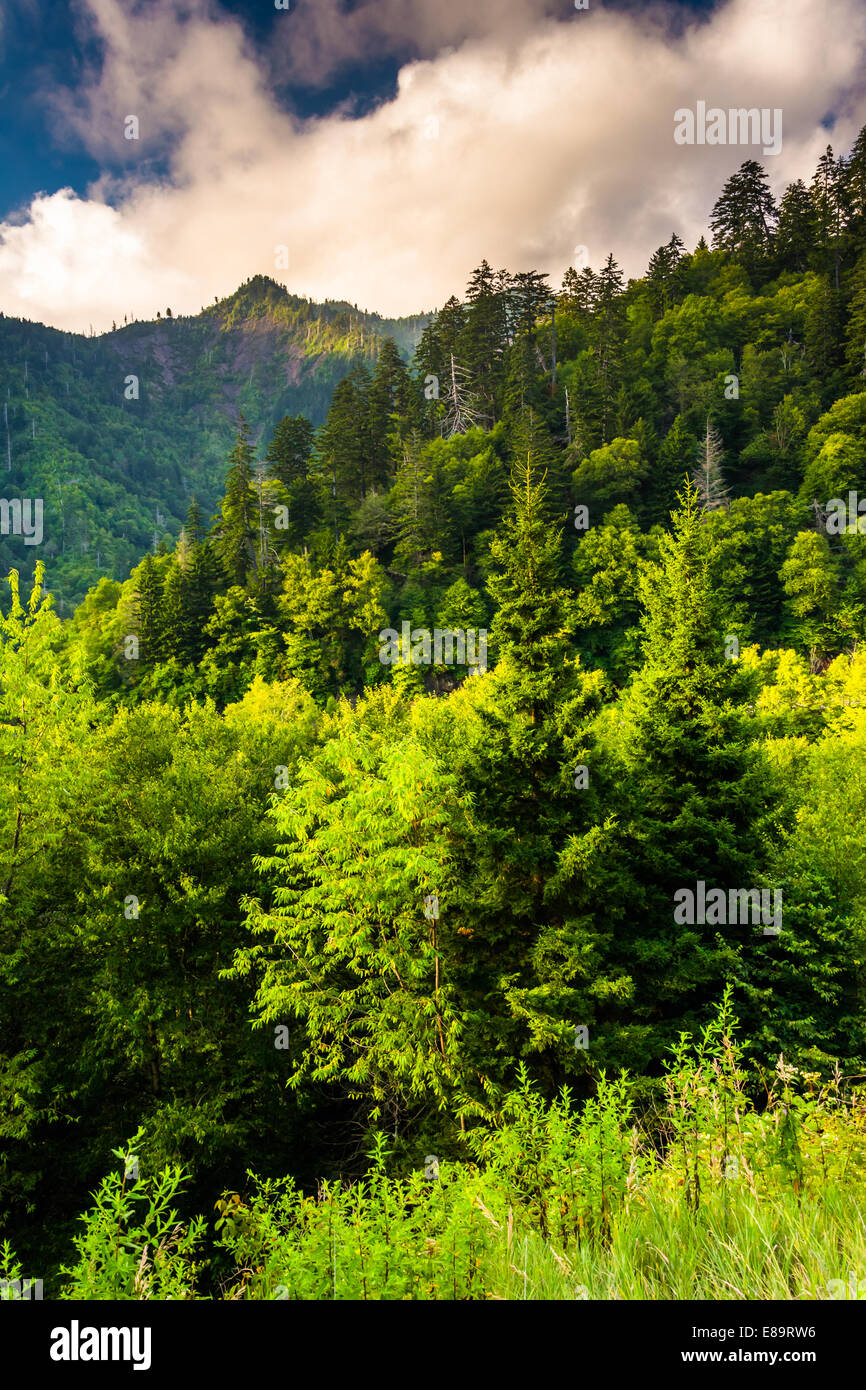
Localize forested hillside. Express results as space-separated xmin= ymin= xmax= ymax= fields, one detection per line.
xmin=3 ymin=135 xmax=866 ymax=1300
xmin=0 ymin=276 xmax=428 ymax=608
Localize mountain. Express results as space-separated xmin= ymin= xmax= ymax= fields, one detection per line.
xmin=0 ymin=275 xmax=429 ymax=610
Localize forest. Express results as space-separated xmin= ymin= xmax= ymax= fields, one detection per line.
xmin=2 ymin=135 xmax=866 ymax=1300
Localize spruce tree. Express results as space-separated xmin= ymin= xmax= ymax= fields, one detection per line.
xmin=161 ymin=552 xmax=194 ymax=663
xmin=589 ymin=253 xmax=626 ymax=443
xmin=775 ymin=181 xmax=818 ymax=272
xmin=368 ymin=338 xmax=409 ymax=488
xmin=446 ymin=455 xmax=606 ymax=1084
xmin=845 ymin=122 xmax=866 ymax=233
xmin=318 ymin=363 xmax=372 ymax=502
xmin=844 ymin=250 xmax=866 ymax=384
xmin=710 ymin=160 xmax=777 ymax=272
xmin=604 ymin=481 xmax=777 ymax=1060
xmin=265 ymin=415 xmax=314 ymax=487
xmin=811 ymin=144 xmax=848 ymax=287
xmin=133 ymin=554 xmax=165 ymax=666
xmin=213 ymin=417 xmax=257 ymax=586
xmin=646 ymin=234 xmax=685 ymax=317
xmin=463 ymin=260 xmax=508 ymax=419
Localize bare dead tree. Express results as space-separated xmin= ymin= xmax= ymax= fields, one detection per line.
xmin=692 ymin=416 xmax=730 ymax=511
xmin=442 ymin=355 xmax=486 ymax=439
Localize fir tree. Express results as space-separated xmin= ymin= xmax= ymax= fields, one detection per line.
xmin=710 ymin=160 xmax=777 ymax=270
xmin=265 ymin=415 xmax=315 ymax=487
xmin=607 ymin=481 xmax=777 ymax=1057
xmin=646 ymin=234 xmax=685 ymax=317
xmin=213 ymin=417 xmax=258 ymax=586
xmin=589 ymin=254 xmax=627 ymax=443
xmin=775 ymin=181 xmax=818 ymax=273
xmin=368 ymin=338 xmax=410 ymax=487
xmin=318 ymin=362 xmax=372 ymax=502
xmin=133 ymin=554 xmax=164 ymax=666
xmin=811 ymin=144 xmax=848 ymax=287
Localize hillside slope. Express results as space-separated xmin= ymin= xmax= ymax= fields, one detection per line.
xmin=0 ymin=275 xmax=428 ymax=608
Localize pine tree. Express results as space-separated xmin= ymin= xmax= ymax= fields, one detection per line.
xmin=213 ymin=417 xmax=258 ymax=586
xmin=390 ymin=432 xmax=449 ymax=567
xmin=845 ymin=122 xmax=866 ymax=233
xmin=449 ymin=456 xmax=606 ymax=1080
xmin=508 ymin=405 xmax=569 ymax=499
xmin=487 ymin=454 xmax=570 ymax=696
xmin=413 ymin=319 xmax=444 ymax=436
xmin=710 ymin=160 xmax=777 ymax=269
xmin=133 ymin=554 xmax=164 ymax=666
xmin=645 ymin=234 xmax=685 ymax=317
xmin=368 ymin=338 xmax=410 ymax=487
xmin=805 ymin=275 xmax=844 ymax=396
xmin=161 ymin=552 xmax=194 ymax=663
xmin=559 ymin=265 xmax=597 ymax=319
xmin=318 ymin=362 xmax=372 ymax=502
xmin=775 ymin=181 xmax=818 ymax=273
xmin=265 ymin=414 xmax=314 ymax=487
xmin=811 ymin=145 xmax=848 ymax=288
xmin=184 ymin=497 xmax=205 ymax=546
xmin=589 ymin=253 xmax=626 ymax=443
xmin=844 ymin=250 xmax=866 ymax=384
xmin=434 ymin=296 xmax=467 ymax=371
xmin=463 ymin=260 xmax=508 ymax=419
xmin=605 ymin=481 xmax=776 ymax=1058
xmin=185 ymin=540 xmax=222 ymax=658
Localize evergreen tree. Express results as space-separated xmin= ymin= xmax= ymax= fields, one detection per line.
xmin=845 ymin=250 xmax=866 ymax=384
xmin=602 ymin=481 xmax=777 ymax=1059
xmin=443 ymin=456 xmax=606 ymax=1084
xmin=646 ymin=234 xmax=685 ymax=317
xmin=589 ymin=253 xmax=627 ymax=443
xmin=845 ymin=122 xmax=866 ymax=233
xmin=811 ymin=144 xmax=848 ymax=287
xmin=805 ymin=275 xmax=844 ymax=398
xmin=161 ymin=550 xmax=194 ymax=663
xmin=133 ymin=554 xmax=165 ymax=666
xmin=317 ymin=362 xmax=372 ymax=503
xmin=368 ymin=338 xmax=410 ymax=487
xmin=559 ymin=265 xmax=597 ymax=319
xmin=213 ymin=417 xmax=258 ymax=586
xmin=463 ymin=260 xmax=509 ymax=419
xmin=434 ymin=296 xmax=467 ymax=372
xmin=265 ymin=415 xmax=315 ymax=487
xmin=184 ymin=497 xmax=205 ymax=546
xmin=710 ymin=160 xmax=777 ymax=269
xmin=775 ymin=181 xmax=818 ymax=273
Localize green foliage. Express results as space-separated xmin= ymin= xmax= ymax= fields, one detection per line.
xmin=7 ymin=136 xmax=866 ymax=1299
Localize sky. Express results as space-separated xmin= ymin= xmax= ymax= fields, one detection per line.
xmin=0 ymin=0 xmax=864 ymax=332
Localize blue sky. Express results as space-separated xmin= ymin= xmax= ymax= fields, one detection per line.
xmin=0 ymin=0 xmax=862 ymax=330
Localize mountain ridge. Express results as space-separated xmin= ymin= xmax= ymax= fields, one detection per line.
xmin=0 ymin=274 xmax=430 ymax=608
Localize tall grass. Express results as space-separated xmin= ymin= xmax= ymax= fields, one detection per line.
xmin=4 ymin=993 xmax=865 ymax=1300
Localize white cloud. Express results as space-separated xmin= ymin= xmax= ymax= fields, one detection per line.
xmin=1 ymin=0 xmax=865 ymax=332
